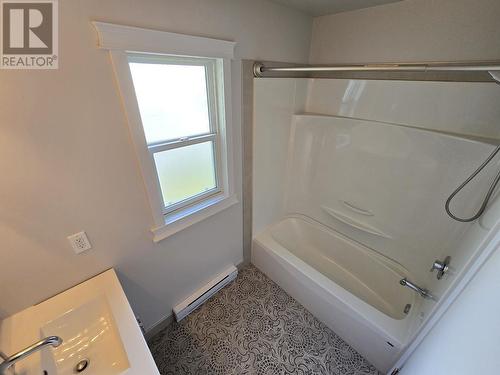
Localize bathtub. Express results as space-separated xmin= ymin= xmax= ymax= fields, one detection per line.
xmin=252 ymin=215 xmax=421 ymax=373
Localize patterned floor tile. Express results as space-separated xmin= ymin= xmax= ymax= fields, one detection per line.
xmin=148 ymin=265 xmax=380 ymax=375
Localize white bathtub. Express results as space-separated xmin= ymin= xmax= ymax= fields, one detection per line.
xmin=252 ymin=215 xmax=421 ymax=373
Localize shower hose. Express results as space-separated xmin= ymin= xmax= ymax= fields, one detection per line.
xmin=445 ymin=145 xmax=500 ymax=222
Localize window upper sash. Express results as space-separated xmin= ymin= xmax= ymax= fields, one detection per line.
xmin=127 ymin=53 xmax=220 ymax=146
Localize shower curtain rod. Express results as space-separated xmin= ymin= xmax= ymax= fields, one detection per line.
xmin=253 ymin=61 xmax=500 ymax=83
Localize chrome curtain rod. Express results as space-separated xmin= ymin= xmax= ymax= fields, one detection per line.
xmin=253 ymin=61 xmax=500 ymax=83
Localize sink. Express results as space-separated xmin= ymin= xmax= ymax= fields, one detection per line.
xmin=40 ymin=296 xmax=130 ymax=375
xmin=0 ymin=269 xmax=158 ymax=375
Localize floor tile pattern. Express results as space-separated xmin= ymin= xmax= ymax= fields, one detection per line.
xmin=149 ymin=265 xmax=380 ymax=375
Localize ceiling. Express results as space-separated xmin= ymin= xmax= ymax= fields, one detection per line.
xmin=270 ymin=0 xmax=403 ymax=16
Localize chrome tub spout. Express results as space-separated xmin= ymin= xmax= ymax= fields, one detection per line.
xmin=400 ymin=278 xmax=435 ymax=300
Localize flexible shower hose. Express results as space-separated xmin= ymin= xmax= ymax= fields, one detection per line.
xmin=445 ymin=145 xmax=500 ymax=222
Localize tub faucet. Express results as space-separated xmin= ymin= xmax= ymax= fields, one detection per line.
xmin=0 ymin=336 xmax=63 ymax=374
xmin=400 ymin=278 xmax=435 ymax=300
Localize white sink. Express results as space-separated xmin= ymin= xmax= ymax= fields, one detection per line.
xmin=0 ymin=269 xmax=159 ymax=375
xmin=41 ymin=296 xmax=130 ymax=375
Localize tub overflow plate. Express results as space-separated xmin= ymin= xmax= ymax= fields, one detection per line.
xmin=74 ymin=358 xmax=90 ymax=373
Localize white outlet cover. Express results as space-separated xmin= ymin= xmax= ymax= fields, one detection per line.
xmin=67 ymin=231 xmax=92 ymax=254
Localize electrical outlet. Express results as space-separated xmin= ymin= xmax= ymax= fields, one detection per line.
xmin=67 ymin=231 xmax=92 ymax=254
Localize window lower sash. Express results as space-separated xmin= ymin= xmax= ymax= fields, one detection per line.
xmin=162 ymin=186 xmax=222 ymax=215
xmin=148 ymin=133 xmax=222 ymax=215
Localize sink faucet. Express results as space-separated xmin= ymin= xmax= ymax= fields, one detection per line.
xmin=0 ymin=336 xmax=62 ymax=374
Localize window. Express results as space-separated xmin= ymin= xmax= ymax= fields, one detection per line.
xmin=93 ymin=22 xmax=237 ymax=242
xmin=128 ymin=55 xmax=222 ymax=214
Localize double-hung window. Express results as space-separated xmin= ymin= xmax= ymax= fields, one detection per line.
xmin=128 ymin=55 xmax=222 ymax=214
xmin=93 ymin=22 xmax=237 ymax=242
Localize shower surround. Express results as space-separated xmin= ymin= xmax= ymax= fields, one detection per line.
xmin=252 ymin=78 xmax=500 ymax=372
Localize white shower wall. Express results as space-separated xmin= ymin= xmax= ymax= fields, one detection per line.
xmin=305 ymin=79 xmax=500 ymax=140
xmin=252 ymin=79 xmax=308 ymax=234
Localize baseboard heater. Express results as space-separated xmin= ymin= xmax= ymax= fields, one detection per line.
xmin=173 ymin=265 xmax=238 ymax=322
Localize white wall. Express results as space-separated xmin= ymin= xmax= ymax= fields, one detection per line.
xmin=310 ymin=0 xmax=500 ymax=64
xmin=0 ymin=0 xmax=312 ymax=329
xmin=401 ymin=232 xmax=500 ymax=375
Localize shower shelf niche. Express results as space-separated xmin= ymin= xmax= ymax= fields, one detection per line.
xmin=321 ymin=205 xmax=392 ymax=239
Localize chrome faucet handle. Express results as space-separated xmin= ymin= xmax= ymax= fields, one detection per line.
xmin=430 ymin=256 xmax=451 ymax=280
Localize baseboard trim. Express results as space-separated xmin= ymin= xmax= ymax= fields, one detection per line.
xmin=237 ymin=258 xmax=250 ymax=270
xmin=145 ymin=313 xmax=174 ymax=342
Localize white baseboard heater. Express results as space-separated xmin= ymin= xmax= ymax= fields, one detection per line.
xmin=173 ymin=265 xmax=238 ymax=322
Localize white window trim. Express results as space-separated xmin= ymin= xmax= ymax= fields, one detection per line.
xmin=92 ymin=22 xmax=238 ymax=242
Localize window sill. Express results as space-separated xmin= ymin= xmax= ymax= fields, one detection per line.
xmin=151 ymin=194 xmax=239 ymax=243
